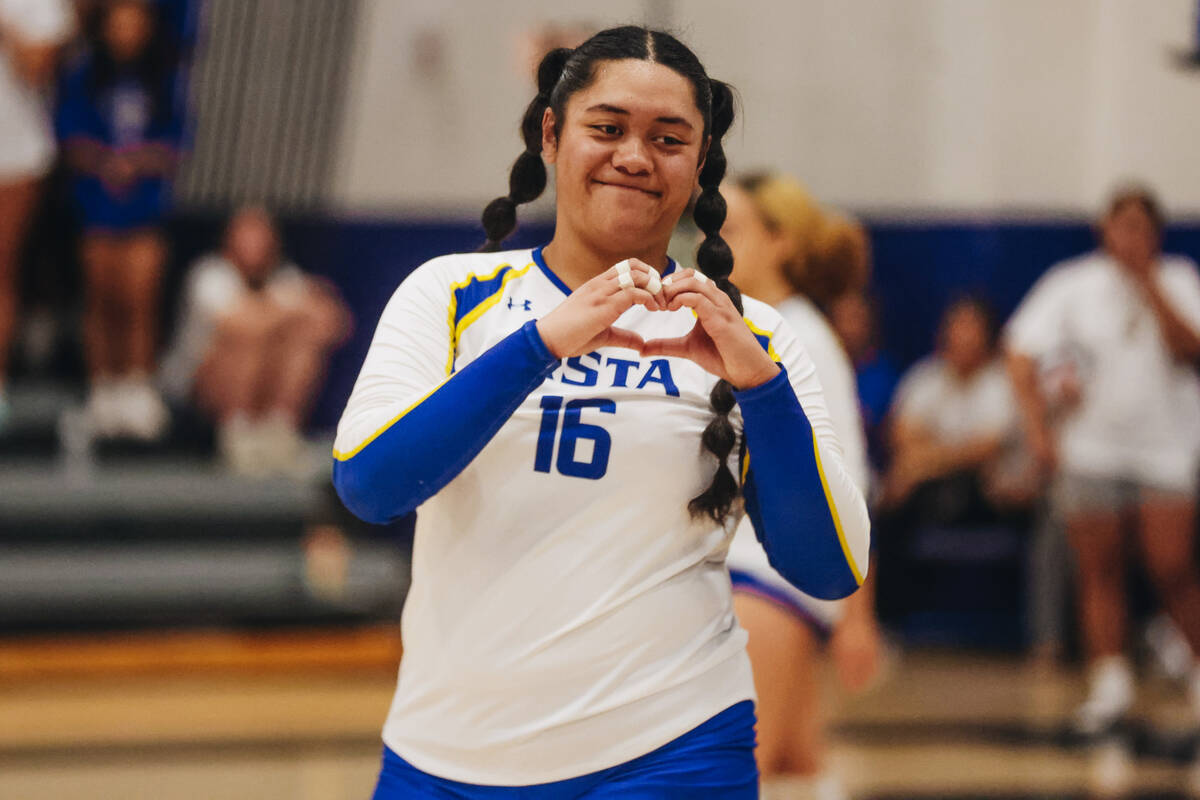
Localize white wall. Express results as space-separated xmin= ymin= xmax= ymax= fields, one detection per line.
xmin=331 ymin=0 xmax=1200 ymax=217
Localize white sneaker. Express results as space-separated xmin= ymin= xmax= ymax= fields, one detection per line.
xmin=813 ymin=772 xmax=849 ymax=800
xmin=218 ymin=413 xmax=269 ymax=476
xmin=1073 ymin=656 xmax=1135 ymax=736
xmin=1145 ymin=614 xmax=1193 ymax=683
xmin=85 ymin=379 xmax=123 ymax=439
xmin=116 ymin=375 xmax=169 ymax=441
xmin=261 ymin=411 xmax=315 ymax=479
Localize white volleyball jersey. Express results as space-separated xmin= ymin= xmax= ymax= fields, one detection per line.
xmin=727 ymin=294 xmax=869 ymax=629
xmin=334 ymin=247 xmax=865 ymax=785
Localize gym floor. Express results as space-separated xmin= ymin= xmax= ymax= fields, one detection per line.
xmin=1 ymin=628 xmax=1197 ymax=800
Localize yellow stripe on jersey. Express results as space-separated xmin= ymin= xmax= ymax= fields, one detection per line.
xmin=444 ymin=263 xmax=532 ymax=375
xmin=743 ymin=318 xmax=781 ymax=362
xmin=810 ymin=434 xmax=864 ymax=586
xmin=332 ymin=375 xmax=452 ymax=461
xmin=336 ymin=261 xmax=535 ymax=462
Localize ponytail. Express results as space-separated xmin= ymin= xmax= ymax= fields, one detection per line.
xmin=688 ymin=80 xmax=744 ymax=524
xmin=480 ymin=48 xmax=572 ymax=252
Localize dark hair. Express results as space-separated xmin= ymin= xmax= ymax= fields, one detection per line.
xmin=1103 ymin=182 xmax=1165 ymax=235
xmin=939 ymin=294 xmax=998 ymax=352
xmin=481 ymin=26 xmax=742 ymax=522
xmin=87 ymin=0 xmax=179 ymax=127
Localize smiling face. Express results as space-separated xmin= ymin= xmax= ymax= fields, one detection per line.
xmin=542 ymin=59 xmax=706 ymax=258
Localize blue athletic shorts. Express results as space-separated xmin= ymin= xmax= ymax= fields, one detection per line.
xmin=371 ymin=700 xmax=758 ymax=799
xmin=729 ymin=568 xmax=833 ymax=639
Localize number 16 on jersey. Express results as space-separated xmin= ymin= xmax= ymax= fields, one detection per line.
xmin=534 ymin=395 xmax=615 ymax=480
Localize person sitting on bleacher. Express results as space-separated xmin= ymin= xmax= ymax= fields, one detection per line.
xmin=160 ymin=206 xmax=350 ymax=476
xmin=881 ymin=296 xmax=1021 ymax=523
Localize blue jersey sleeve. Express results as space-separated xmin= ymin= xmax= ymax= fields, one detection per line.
xmin=334 ymin=320 xmax=556 ymax=524
xmin=333 ymin=256 xmax=557 ymax=524
xmin=735 ymin=312 xmax=871 ymax=599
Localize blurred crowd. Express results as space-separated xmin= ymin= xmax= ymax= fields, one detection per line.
xmin=680 ymin=172 xmax=1200 ymax=750
xmin=3 ymin=0 xmax=1200 ymax=747
xmin=0 ymin=0 xmax=349 ymax=476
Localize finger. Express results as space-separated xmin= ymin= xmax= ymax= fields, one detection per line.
xmin=628 ymin=259 xmax=663 ymax=296
xmin=639 ymin=336 xmax=693 ymax=358
xmin=613 ymin=259 xmax=666 ymax=305
xmin=608 ymin=271 xmax=663 ymax=310
xmin=665 ymin=289 xmax=719 ymax=316
xmin=662 ymin=270 xmax=724 ymax=306
xmin=596 ymin=326 xmax=645 ymax=352
xmin=616 ymin=285 xmax=662 ymax=312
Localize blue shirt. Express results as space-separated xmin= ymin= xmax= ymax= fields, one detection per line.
xmin=55 ymin=60 xmax=185 ymax=231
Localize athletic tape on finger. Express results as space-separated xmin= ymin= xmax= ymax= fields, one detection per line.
xmin=617 ymin=271 xmax=635 ymax=289
xmin=645 ymin=273 xmax=661 ymax=294
xmin=614 ymin=259 xmax=632 ymax=276
xmin=693 ymin=271 xmax=709 ymax=284
xmin=662 ymin=274 xmax=673 ymax=287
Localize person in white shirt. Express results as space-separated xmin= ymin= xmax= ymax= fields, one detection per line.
xmin=719 ymin=172 xmax=879 ymax=800
xmin=1006 ymin=184 xmax=1200 ymax=736
xmin=334 ymin=26 xmax=869 ymax=799
xmin=0 ymin=0 xmax=72 ymax=428
xmin=885 ymin=297 xmax=1020 ymax=518
xmin=161 ymin=206 xmax=349 ymax=476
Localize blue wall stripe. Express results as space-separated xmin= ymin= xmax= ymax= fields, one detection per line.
xmin=161 ymin=215 xmax=1200 ymax=431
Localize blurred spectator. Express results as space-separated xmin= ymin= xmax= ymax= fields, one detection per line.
xmin=1006 ymin=184 xmax=1200 ymax=736
xmin=830 ymin=291 xmax=899 ymax=472
xmin=881 ymin=297 xmax=1020 ymax=522
xmin=56 ymin=0 xmax=184 ymax=440
xmin=160 ymin=206 xmax=350 ymax=476
xmin=0 ymin=0 xmax=73 ymax=429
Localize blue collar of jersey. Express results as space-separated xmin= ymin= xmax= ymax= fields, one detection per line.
xmin=532 ymin=246 xmax=677 ymax=297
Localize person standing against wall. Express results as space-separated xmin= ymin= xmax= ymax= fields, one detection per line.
xmin=1006 ymin=185 xmax=1200 ymax=736
xmin=0 ymin=0 xmax=73 ymax=431
xmin=56 ymin=0 xmax=184 ymax=440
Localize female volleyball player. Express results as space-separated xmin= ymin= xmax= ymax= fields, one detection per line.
xmin=721 ymin=174 xmax=879 ymax=799
xmin=334 ymin=26 xmax=870 ymax=798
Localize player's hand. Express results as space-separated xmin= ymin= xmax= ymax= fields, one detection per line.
xmin=831 ymin=615 xmax=882 ymax=693
xmin=536 ymin=259 xmax=666 ymax=359
xmin=640 ymin=269 xmax=780 ymax=389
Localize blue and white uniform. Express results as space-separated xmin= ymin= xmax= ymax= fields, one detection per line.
xmin=333 ymin=247 xmax=870 ymax=789
xmin=727 ymin=294 xmax=870 ymax=633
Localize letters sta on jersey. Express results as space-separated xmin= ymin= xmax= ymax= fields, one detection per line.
xmin=533 ymin=352 xmax=681 ymax=482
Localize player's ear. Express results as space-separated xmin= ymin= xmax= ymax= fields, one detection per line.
xmin=542 ymin=108 xmax=558 ymax=164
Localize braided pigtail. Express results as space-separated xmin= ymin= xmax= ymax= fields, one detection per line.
xmin=688 ymin=79 xmax=744 ymax=524
xmin=480 ymin=48 xmax=572 ymax=252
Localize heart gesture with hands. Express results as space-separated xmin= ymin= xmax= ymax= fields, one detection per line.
xmin=536 ymin=261 xmax=781 ymax=391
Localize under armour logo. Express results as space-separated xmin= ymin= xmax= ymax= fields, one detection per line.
xmin=507 ymin=297 xmax=533 ymax=311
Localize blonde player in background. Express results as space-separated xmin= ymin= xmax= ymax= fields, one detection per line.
xmin=722 ymin=174 xmax=880 ymax=800
xmin=334 ymin=26 xmax=869 ymax=799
